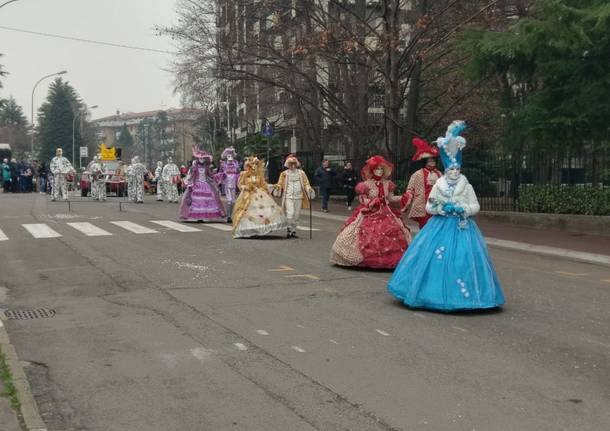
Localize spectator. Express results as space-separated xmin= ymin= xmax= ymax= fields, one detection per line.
xmin=39 ymin=161 xmax=48 ymax=193
xmin=341 ymin=162 xmax=358 ymax=210
xmin=9 ymin=159 xmax=19 ymax=193
xmin=2 ymin=159 xmax=11 ymax=192
xmin=314 ymin=159 xmax=336 ymax=212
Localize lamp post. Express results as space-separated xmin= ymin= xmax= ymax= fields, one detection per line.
xmin=72 ymin=105 xmax=98 ymax=168
xmin=30 ymin=70 xmax=68 ymax=154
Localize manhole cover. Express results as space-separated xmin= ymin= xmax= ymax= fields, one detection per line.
xmin=4 ymin=308 xmax=56 ymax=320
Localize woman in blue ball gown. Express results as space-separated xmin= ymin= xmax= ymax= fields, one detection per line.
xmin=387 ymin=121 xmax=505 ymax=311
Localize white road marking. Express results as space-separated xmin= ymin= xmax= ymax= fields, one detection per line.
xmin=297 ymin=226 xmax=321 ymax=231
xmin=234 ymin=343 xmax=248 ymax=351
xmin=23 ymin=224 xmax=62 ymax=239
xmin=206 ymin=223 xmax=233 ymax=231
xmin=67 ymin=222 xmax=112 ymax=237
xmin=0 ymin=228 xmax=8 ymax=241
xmin=296 ymin=324 xmax=305 ymax=329
xmin=256 ymin=329 xmax=269 ymax=336
xmin=291 ymin=346 xmax=306 ymax=353
xmin=376 ymin=329 xmax=391 ymax=336
xmin=150 ymin=220 xmax=202 ymax=232
xmin=110 ymin=221 xmax=158 ymax=234
xmin=191 ymin=347 xmax=213 ymax=363
xmin=329 ymin=339 xmax=339 ymax=345
xmin=452 ymin=326 xmax=469 ymax=333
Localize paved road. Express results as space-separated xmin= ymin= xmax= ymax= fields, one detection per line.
xmin=0 ymin=193 xmax=609 ymax=431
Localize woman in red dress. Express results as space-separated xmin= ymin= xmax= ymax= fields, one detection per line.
xmin=330 ymin=156 xmax=412 ymax=269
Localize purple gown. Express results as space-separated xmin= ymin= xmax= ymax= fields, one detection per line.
xmin=179 ymin=162 xmax=226 ymax=221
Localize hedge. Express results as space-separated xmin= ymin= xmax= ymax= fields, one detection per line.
xmin=518 ymin=184 xmax=610 ymax=215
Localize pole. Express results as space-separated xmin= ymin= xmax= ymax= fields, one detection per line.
xmin=72 ymin=112 xmax=80 ymax=168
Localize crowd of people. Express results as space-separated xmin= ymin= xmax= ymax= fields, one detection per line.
xmin=7 ymin=120 xmax=504 ymax=313
xmin=1 ymin=158 xmax=50 ymax=194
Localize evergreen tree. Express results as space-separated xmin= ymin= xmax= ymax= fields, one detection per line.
xmin=117 ymin=123 xmax=134 ymax=149
xmin=36 ymin=78 xmax=83 ymax=162
xmin=0 ymin=96 xmax=28 ymax=126
xmin=462 ymin=0 xmax=610 ymax=152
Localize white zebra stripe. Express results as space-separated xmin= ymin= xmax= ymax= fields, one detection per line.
xmin=150 ymin=220 xmax=202 ymax=232
xmin=23 ymin=224 xmax=62 ymax=239
xmin=110 ymin=221 xmax=158 ymax=234
xmin=67 ymin=222 xmax=112 ymax=237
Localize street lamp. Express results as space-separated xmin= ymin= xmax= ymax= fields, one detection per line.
xmin=30 ymin=70 xmax=68 ymax=154
xmin=73 ymin=105 xmax=98 ymax=168
xmin=0 ymin=0 xmax=19 ymax=10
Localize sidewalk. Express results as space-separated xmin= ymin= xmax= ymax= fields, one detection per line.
xmin=309 ymin=198 xmax=610 ymax=265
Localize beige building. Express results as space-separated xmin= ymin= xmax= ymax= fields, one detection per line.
xmin=93 ymin=108 xmax=203 ymax=164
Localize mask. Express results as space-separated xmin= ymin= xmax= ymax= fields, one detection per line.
xmin=446 ymin=167 xmax=461 ymax=181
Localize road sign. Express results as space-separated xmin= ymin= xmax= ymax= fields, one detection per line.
xmin=79 ymin=146 xmax=88 ymax=158
xmin=262 ymin=121 xmax=273 ymax=137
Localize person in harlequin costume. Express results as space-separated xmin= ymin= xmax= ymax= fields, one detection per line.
xmin=89 ymin=154 xmax=107 ymax=201
xmin=274 ymin=154 xmax=315 ymax=238
xmin=402 ymin=138 xmax=442 ymax=229
xmin=128 ymin=156 xmax=147 ymax=203
xmin=387 ymin=121 xmax=505 ymax=311
xmin=179 ymin=146 xmax=226 ymax=221
xmin=232 ymin=156 xmax=287 ymax=238
xmin=330 ymin=156 xmax=412 ymax=269
xmin=154 ymin=161 xmax=164 ymax=201
xmin=216 ymin=146 xmax=240 ymax=223
xmin=49 ymin=148 xmax=75 ymax=201
xmin=161 ymin=157 xmax=180 ymax=203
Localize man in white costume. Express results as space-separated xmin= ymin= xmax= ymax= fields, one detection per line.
xmin=161 ymin=157 xmax=180 ymax=203
xmin=154 ymin=161 xmax=164 ymax=201
xmin=49 ymin=148 xmax=74 ymax=201
xmin=89 ymin=154 xmax=107 ymax=201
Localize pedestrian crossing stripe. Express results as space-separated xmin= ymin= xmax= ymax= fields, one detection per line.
xmin=23 ymin=224 xmax=62 ymax=239
xmin=297 ymin=226 xmax=321 ymax=232
xmin=67 ymin=222 xmax=112 ymax=237
xmin=205 ymin=223 xmax=234 ymax=232
xmin=0 ymin=228 xmax=7 ymax=241
xmin=110 ymin=221 xmax=158 ymax=234
xmin=150 ymin=220 xmax=202 ymax=232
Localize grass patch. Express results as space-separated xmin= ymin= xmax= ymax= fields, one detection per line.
xmin=0 ymin=347 xmax=21 ymax=410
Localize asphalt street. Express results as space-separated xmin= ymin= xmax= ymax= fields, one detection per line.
xmin=0 ymin=193 xmax=609 ymax=431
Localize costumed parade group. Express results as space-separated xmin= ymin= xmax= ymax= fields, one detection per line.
xmin=48 ymin=120 xmax=504 ymax=313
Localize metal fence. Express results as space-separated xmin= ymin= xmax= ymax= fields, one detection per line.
xmin=297 ymin=148 xmax=610 ymax=215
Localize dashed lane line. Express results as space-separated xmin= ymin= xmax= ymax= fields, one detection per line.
xmin=110 ymin=221 xmax=158 ymax=234
xmin=285 ymin=274 xmax=321 ymax=281
xmin=233 ymin=343 xmax=248 ymax=351
xmin=256 ymin=329 xmax=269 ymax=336
xmin=22 ymin=223 xmax=62 ymax=239
xmin=269 ymin=266 xmax=295 ymax=272
xmin=291 ymin=346 xmax=306 ymax=353
xmin=376 ymin=329 xmax=391 ymax=337
xmin=205 ymin=223 xmax=234 ymax=232
xmin=297 ymin=226 xmax=321 ymax=232
xmin=66 ymin=222 xmax=112 ymax=237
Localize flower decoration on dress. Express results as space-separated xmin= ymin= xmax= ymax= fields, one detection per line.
xmin=411 ymin=137 xmax=440 ymax=161
xmin=192 ymin=145 xmax=213 ymax=162
xmin=283 ymin=154 xmax=301 ymax=168
xmin=436 ymin=120 xmax=466 ymax=171
xmin=361 ymin=155 xmax=393 ymax=180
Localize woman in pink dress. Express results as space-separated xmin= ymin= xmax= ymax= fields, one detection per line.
xmin=179 ymin=146 xmax=226 ymax=222
xmin=330 ymin=156 xmax=412 ymax=269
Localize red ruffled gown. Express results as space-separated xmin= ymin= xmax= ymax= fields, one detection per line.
xmin=330 ymin=179 xmax=412 ymax=269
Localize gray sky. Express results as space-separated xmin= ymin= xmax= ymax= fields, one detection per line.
xmin=0 ymin=0 xmax=181 ymax=120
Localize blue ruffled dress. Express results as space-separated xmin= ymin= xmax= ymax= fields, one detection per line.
xmin=387 ymin=215 xmax=505 ymax=311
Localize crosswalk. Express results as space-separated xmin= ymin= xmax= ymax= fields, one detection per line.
xmin=0 ymin=219 xmax=330 ymax=242
xmin=0 ymin=220 xmax=246 ymax=242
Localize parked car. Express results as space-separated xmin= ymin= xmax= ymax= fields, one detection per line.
xmin=79 ymin=160 xmax=127 ymax=197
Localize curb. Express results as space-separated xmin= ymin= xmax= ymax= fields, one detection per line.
xmin=0 ymin=319 xmax=47 ymax=431
xmin=310 ymin=211 xmax=610 ymax=267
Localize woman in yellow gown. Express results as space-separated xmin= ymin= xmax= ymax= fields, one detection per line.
xmin=232 ymin=156 xmax=287 ymax=238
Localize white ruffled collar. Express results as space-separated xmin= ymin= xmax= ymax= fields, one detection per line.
xmin=436 ymin=174 xmax=467 ymax=198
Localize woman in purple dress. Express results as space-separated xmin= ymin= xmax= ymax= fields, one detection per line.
xmin=179 ymin=146 xmax=226 ymax=222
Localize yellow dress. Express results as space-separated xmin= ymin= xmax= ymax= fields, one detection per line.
xmin=232 ymin=158 xmax=287 ymax=238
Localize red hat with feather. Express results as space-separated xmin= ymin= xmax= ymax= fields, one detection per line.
xmin=411 ymin=138 xmax=439 ymax=161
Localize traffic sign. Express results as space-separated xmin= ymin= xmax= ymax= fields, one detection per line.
xmin=79 ymin=146 xmax=88 ymax=158
xmin=262 ymin=121 xmax=273 ymax=137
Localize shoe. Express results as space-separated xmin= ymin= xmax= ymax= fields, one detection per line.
xmin=322 ymin=209 xmax=328 ymax=213
xmin=290 ymin=231 xmax=298 ymax=238
xmin=227 ymin=217 xmax=232 ymax=223
xmin=348 ymin=206 xmax=352 ymax=211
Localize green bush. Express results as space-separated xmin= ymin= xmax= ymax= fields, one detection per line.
xmin=518 ymin=185 xmax=610 ymax=215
